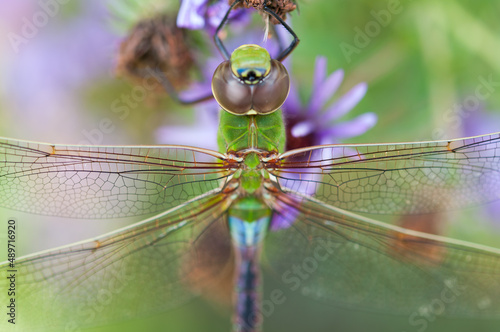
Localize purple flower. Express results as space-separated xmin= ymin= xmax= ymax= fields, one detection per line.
xmin=155 ymin=101 xmax=220 ymax=150
xmin=462 ymin=106 xmax=500 ymax=137
xmin=271 ymin=57 xmax=376 ymax=231
xmin=284 ymin=56 xmax=376 ymax=151
xmin=461 ymin=105 xmax=500 ymax=225
xmin=3 ymin=1 xmax=119 ymax=142
xmin=177 ymin=0 xmax=250 ymax=33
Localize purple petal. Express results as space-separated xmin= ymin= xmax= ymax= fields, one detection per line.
xmin=179 ymin=56 xmax=218 ymax=100
xmin=177 ymin=0 xmax=208 ymax=30
xmin=156 ymin=125 xmax=218 ymax=150
xmin=312 ymin=57 xmax=327 ymax=92
xmin=178 ymin=82 xmax=212 ymax=100
xmin=486 ymin=201 xmax=500 ymax=227
xmin=269 ymin=186 xmax=312 ymax=231
xmin=462 ymin=108 xmax=500 ymax=137
xmin=323 ymin=82 xmax=368 ymax=122
xmin=275 ymin=23 xmax=293 ymax=65
xmin=307 ymin=56 xmax=327 ymax=115
xmin=275 ymin=167 xmax=322 ymax=196
xmin=224 ymin=28 xmax=279 ymax=56
xmin=206 ymin=1 xmax=231 ymax=30
xmin=291 ymin=120 xmax=315 ymax=137
xmin=179 ymin=57 xmax=220 ymax=112
xmin=308 ymin=69 xmax=344 ymax=115
xmin=206 ymin=3 xmax=250 ymax=33
xmin=270 ymin=208 xmax=299 ymax=231
xmin=155 ymin=105 xmax=219 ymax=150
xmin=283 ymin=79 xmax=302 ymax=115
xmin=320 ymin=112 xmax=377 ymax=140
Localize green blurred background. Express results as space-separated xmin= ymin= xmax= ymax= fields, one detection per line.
xmin=0 ymin=0 xmax=499 ymax=331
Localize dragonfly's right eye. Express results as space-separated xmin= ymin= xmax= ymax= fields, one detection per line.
xmin=212 ymin=44 xmax=290 ymax=116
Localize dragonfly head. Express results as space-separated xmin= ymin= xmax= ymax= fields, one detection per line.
xmin=212 ymin=44 xmax=290 ymax=116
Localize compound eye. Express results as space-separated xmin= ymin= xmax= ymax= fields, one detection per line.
xmin=251 ymin=60 xmax=289 ymax=114
xmin=212 ymin=45 xmax=290 ymax=115
xmin=212 ymin=61 xmax=252 ymax=115
xmin=212 ymin=60 xmax=289 ymax=115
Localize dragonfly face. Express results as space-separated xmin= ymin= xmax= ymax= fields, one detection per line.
xmin=212 ymin=44 xmax=290 ymax=116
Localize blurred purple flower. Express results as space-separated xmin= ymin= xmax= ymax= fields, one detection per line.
xmin=462 ymin=106 xmax=500 ymax=137
xmin=177 ymin=0 xmax=250 ymax=33
xmin=284 ymin=56 xmax=377 ymax=150
xmin=271 ymin=57 xmax=376 ymax=231
xmin=155 ymin=55 xmax=221 ymax=150
xmin=3 ymin=1 xmax=119 ymax=141
xmin=461 ymin=106 xmax=500 ymax=225
xmin=155 ymin=101 xmax=220 ymax=149
xmin=0 ymin=2 xmax=35 ymax=29
xmin=0 ymin=1 xmax=122 ymax=252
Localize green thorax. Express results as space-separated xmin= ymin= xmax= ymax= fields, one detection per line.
xmin=217 ymin=110 xmax=286 ymax=153
xmin=217 ymin=110 xmax=285 ymax=195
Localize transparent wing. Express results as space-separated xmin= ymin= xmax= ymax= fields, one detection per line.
xmin=0 ymin=192 xmax=234 ymax=331
xmin=264 ymin=191 xmax=500 ymax=317
xmin=270 ymin=132 xmax=500 ymax=214
xmin=0 ymin=137 xmax=237 ymax=218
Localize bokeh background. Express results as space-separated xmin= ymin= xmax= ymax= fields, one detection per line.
xmin=0 ymin=0 xmax=499 ymax=331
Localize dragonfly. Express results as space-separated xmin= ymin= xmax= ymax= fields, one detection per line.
xmin=2 ymin=5 xmax=500 ymax=332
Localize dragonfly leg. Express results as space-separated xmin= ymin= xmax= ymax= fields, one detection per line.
xmin=263 ymin=6 xmax=300 ymax=62
xmin=214 ymin=0 xmax=242 ymax=60
xmin=214 ymin=0 xmax=299 ymax=62
xmin=270 ymin=23 xmax=286 ymax=59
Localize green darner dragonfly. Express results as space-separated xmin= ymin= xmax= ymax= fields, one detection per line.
xmin=2 ymin=44 xmax=500 ymax=331
xmin=2 ymin=6 xmax=500 ymax=332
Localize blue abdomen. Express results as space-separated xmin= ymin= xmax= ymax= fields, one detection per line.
xmin=228 ymin=197 xmax=271 ymax=332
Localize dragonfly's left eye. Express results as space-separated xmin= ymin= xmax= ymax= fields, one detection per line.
xmin=212 ymin=44 xmax=290 ymax=116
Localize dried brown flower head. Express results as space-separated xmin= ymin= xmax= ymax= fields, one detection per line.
xmin=230 ymin=0 xmax=297 ymax=24
xmin=117 ymin=15 xmax=195 ymax=90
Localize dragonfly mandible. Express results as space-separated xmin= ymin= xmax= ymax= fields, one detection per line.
xmin=2 ymin=5 xmax=500 ymax=332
